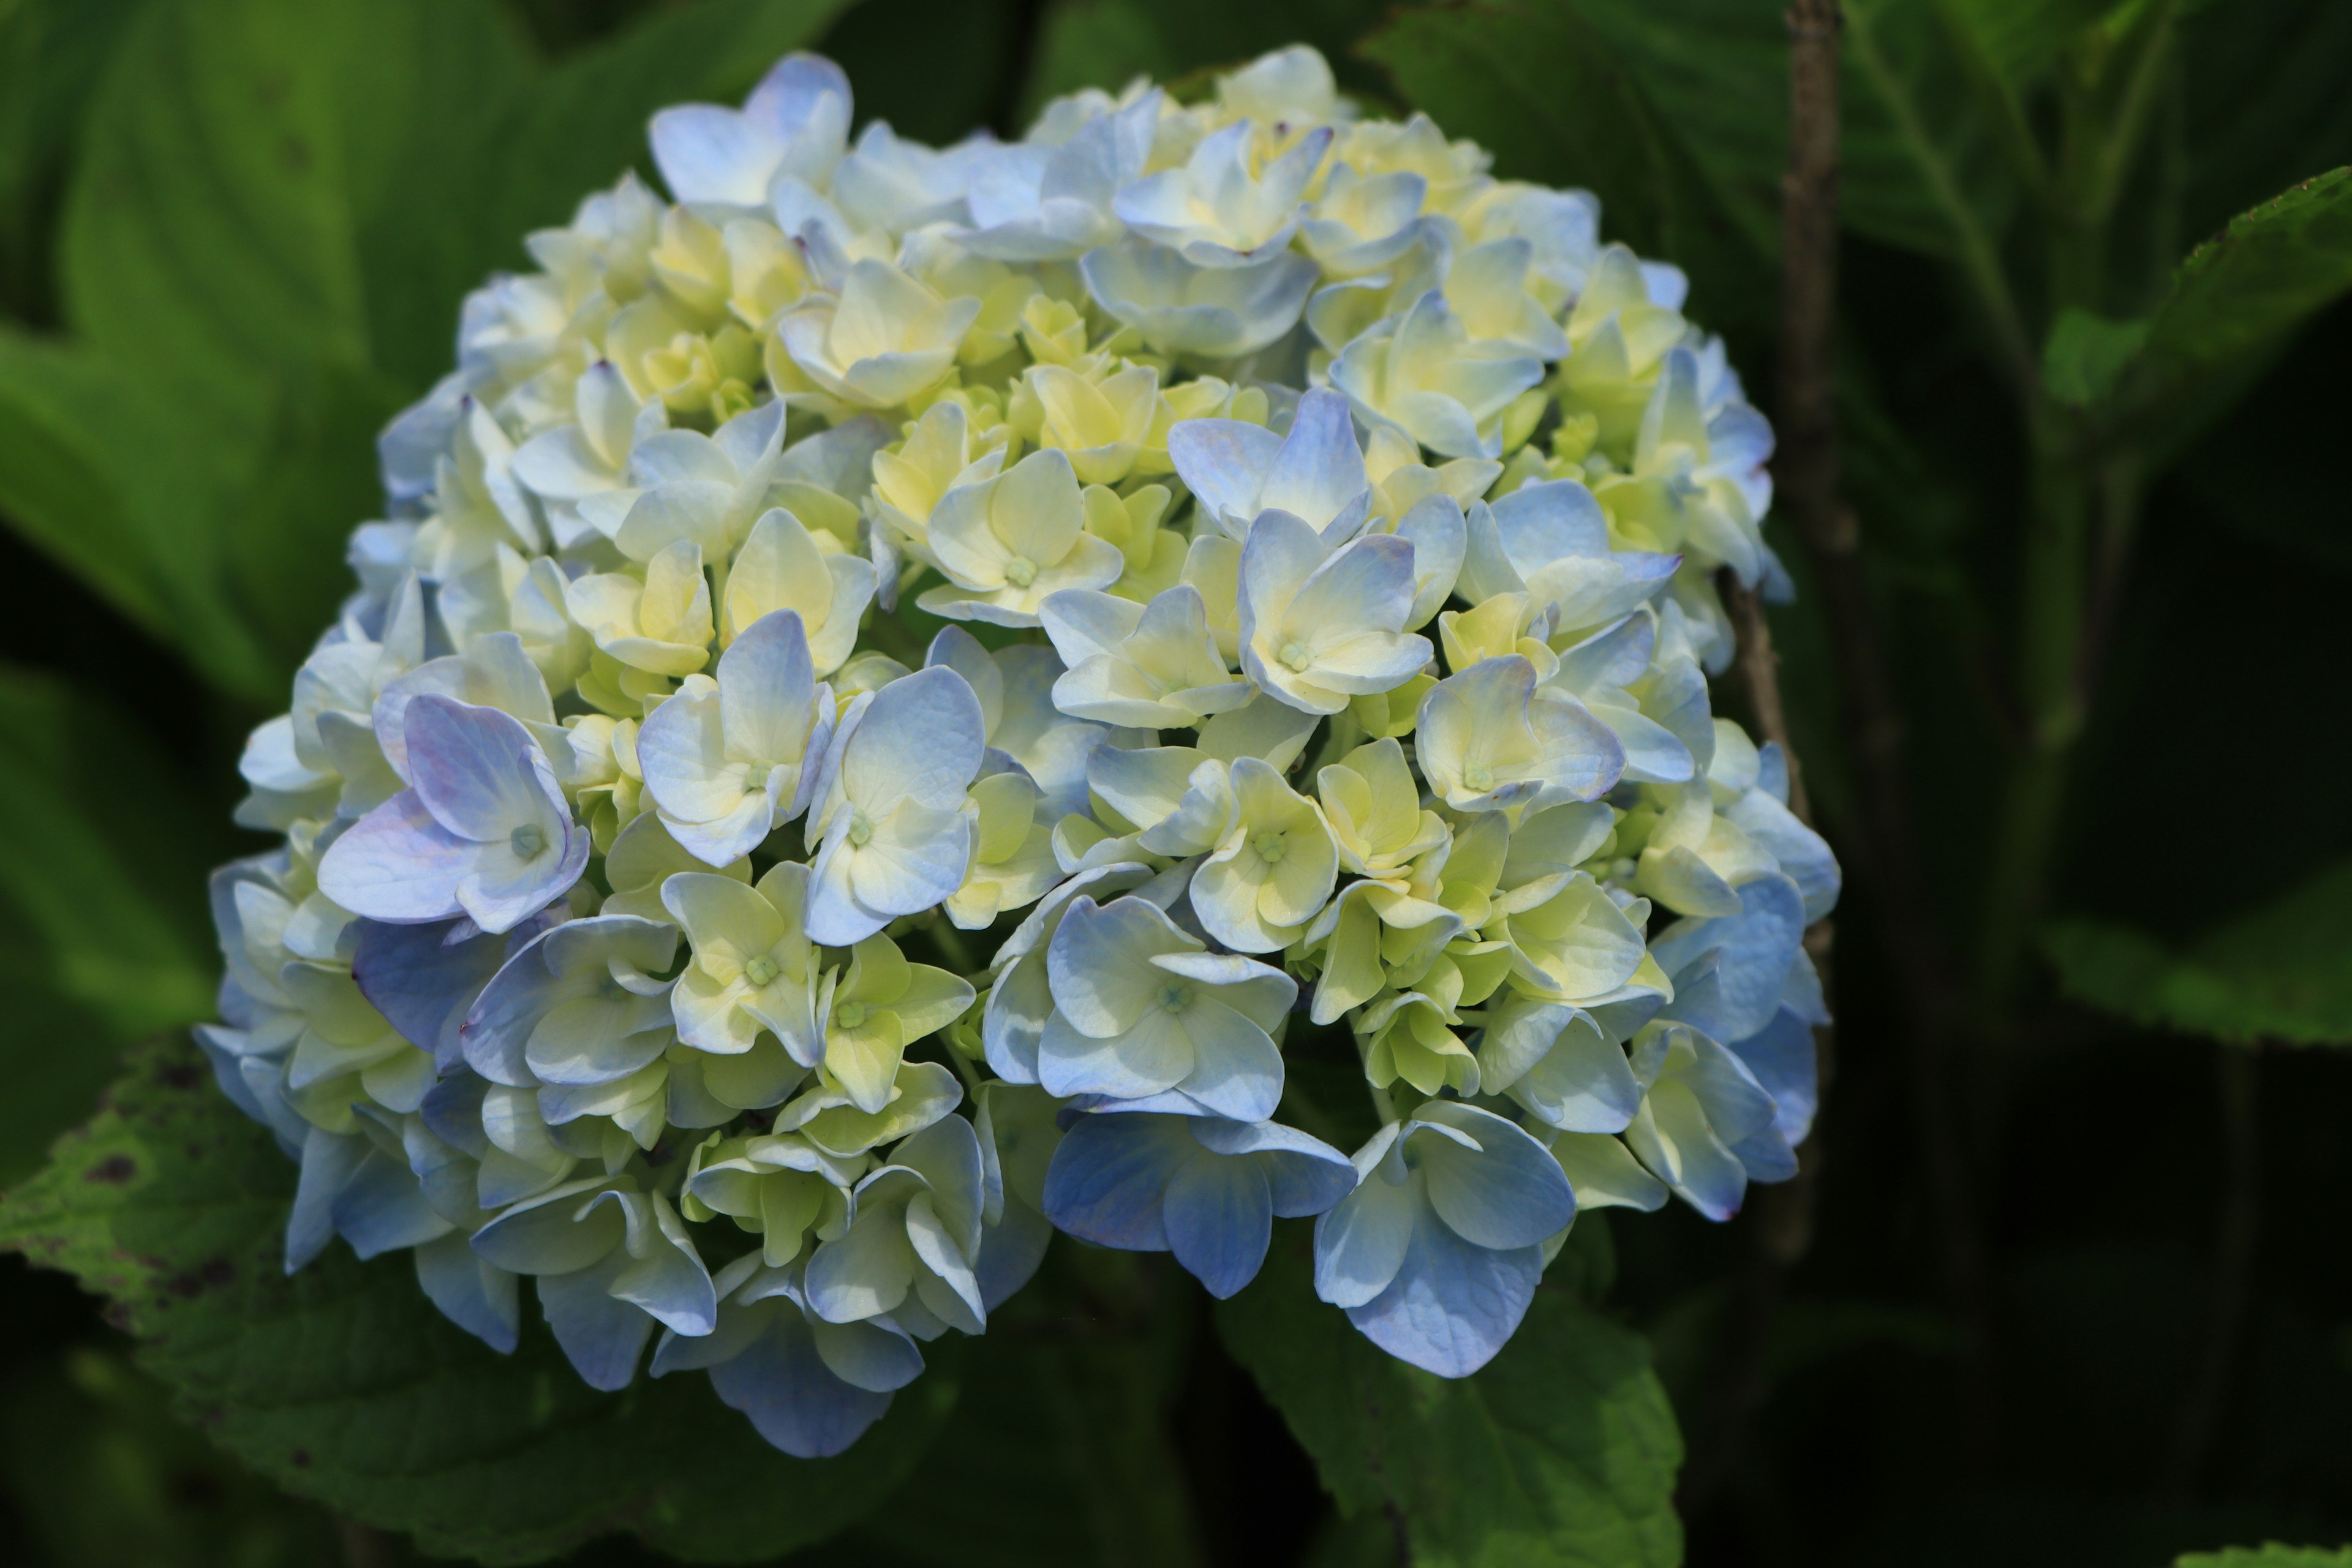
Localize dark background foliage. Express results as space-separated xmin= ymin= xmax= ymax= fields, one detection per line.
xmin=1 ymin=1 xmax=2350 ymax=1566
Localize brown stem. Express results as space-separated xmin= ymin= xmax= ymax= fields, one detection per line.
xmin=2168 ymin=1042 xmax=2260 ymax=1489
xmin=1770 ymin=0 xmax=1996 ymax=1461
xmin=1724 ymin=574 xmax=1812 ymax=824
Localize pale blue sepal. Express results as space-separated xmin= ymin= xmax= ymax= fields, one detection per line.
xmin=1189 ymin=1118 xmax=1355 ymax=1217
xmin=1041 ymin=1112 xmax=1187 ymax=1249
xmin=413 ymin=1232 xmax=520 ymax=1354
xmin=1727 ymin=1004 xmax=1818 ymax=1147
xmin=1411 ymin=1103 xmax=1577 ymax=1251
xmin=709 ymin=1317 xmax=893 ymax=1458
xmin=419 ymin=1069 xmax=489 ymax=1157
xmin=1653 ymin=873 xmax=1806 ymax=1042
xmin=1683 ymin=1031 xmax=1781 ymax=1151
xmin=192 ymin=1023 xmax=271 ymax=1129
xmin=353 ymin=915 xmax=538 ymax=1072
xmin=461 ymin=916 xmax=680 ymax=1088
xmin=470 ymin=1175 xmax=624 ymax=1275
xmin=1728 ymin=1125 xmax=1799 ymax=1185
xmin=584 ymin=1188 xmax=717 ymax=1336
xmin=537 ymin=1254 xmax=651 ymax=1392
xmin=976 ymin=1197 xmax=1053 ymax=1310
xmin=1162 ymin=1151 xmax=1272 ymax=1298
xmin=811 ymin=1314 xmax=925 ymax=1393
xmin=1343 ymin=1205 xmax=1542 ymax=1379
xmin=1782 ymin=948 xmax=1830 ymax=1025
xmin=287 ymin=1126 xmax=366 ymax=1273
xmin=1311 ymin=1150 xmax=1414 ymax=1309
xmin=1724 ymin=786 xmax=1841 ymax=924
xmin=332 ymin=1149 xmax=451 ymax=1259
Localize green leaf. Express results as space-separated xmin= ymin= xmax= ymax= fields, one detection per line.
xmin=2177 ymin=0 xmax=2352 ymax=242
xmin=816 ymin=0 xmax=1022 ymax=146
xmin=0 ymin=664 xmax=216 ymax=1042
xmin=0 ymin=1348 xmax=342 ymax=1567
xmin=2142 ymin=166 xmax=2352 ymax=380
xmin=1216 ymin=1231 xmax=1683 ymax=1568
xmin=1841 ymin=0 xmax=2021 ymax=262
xmin=0 ymin=0 xmax=146 ymax=321
xmin=0 ymin=1039 xmax=958 ymax=1564
xmin=2174 ymin=1550 xmax=2352 ymax=1568
xmin=63 ymin=0 xmax=380 ymax=398
xmin=1934 ymin=0 xmax=2109 ymax=88
xmin=2041 ymin=306 xmax=2151 ymax=406
xmin=2043 ymin=858 xmax=2352 ymax=1045
xmin=0 ymin=327 xmax=176 ymax=639
xmin=4 ymin=0 xmax=854 ymax=701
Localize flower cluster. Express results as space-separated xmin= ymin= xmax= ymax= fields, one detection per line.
xmin=202 ymin=43 xmax=1836 ymax=1457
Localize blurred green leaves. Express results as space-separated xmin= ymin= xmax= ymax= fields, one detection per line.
xmin=1026 ymin=0 xmax=1394 ymax=113
xmin=0 ymin=0 xmax=853 ymax=703
xmin=2042 ymin=308 xmax=2150 ymax=407
xmin=1363 ymin=0 xmax=1779 ymax=338
xmin=2174 ymin=1551 xmax=2352 ymax=1568
xmin=1218 ymin=1235 xmax=1684 ymax=1568
xmin=2139 ymin=167 xmax=2352 ymax=384
xmin=2043 ymin=860 xmax=2352 ymax=1047
xmin=0 ymin=663 xmax=217 ymax=1187
xmin=0 ymin=666 xmax=213 ymax=1040
xmin=0 ymin=1038 xmax=959 ymax=1564
xmin=0 ymin=1348 xmax=344 ymax=1568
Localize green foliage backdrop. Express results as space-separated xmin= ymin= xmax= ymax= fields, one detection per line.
xmin=2 ymin=2 xmax=2351 ymax=1566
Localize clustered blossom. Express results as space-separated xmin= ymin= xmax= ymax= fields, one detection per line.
xmin=202 ymin=43 xmax=1836 ymax=1458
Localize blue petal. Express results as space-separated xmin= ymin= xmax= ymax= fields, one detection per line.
xmin=418 ymin=1068 xmax=489 ymax=1156
xmin=1311 ymin=1167 xmax=1414 ymax=1309
xmin=1344 ymin=1204 xmax=1542 ymax=1378
xmin=413 ymin=1232 xmax=519 ymax=1354
xmin=1681 ymin=1030 xmax=1780 ymax=1147
xmin=1653 ymin=873 xmax=1805 ymax=1041
xmin=1724 ymin=786 xmax=1841 ymax=924
xmin=1783 ymin=947 xmax=1830 ymax=1026
xmin=977 ymin=1197 xmax=1053 ymax=1310
xmin=353 ymin=914 xmax=538 ymax=1072
xmin=1162 ymin=1150 xmax=1272 ymax=1298
xmin=192 ymin=1023 xmax=270 ymax=1128
xmin=1189 ymin=1117 xmax=1354 ymax=1217
xmin=810 ymin=1314 xmax=925 ymax=1393
xmin=1729 ymin=1125 xmax=1798 ymax=1184
xmin=461 ymin=915 xmax=678 ymax=1088
xmin=1410 ymin=1104 xmax=1577 ymax=1251
xmin=537 ymin=1254 xmax=652 ymax=1391
xmin=286 ymin=1126 xmax=366 ymax=1273
xmin=1040 ymin=1112 xmax=1193 ymax=1250
xmin=331 ymin=1148 xmax=451 ymax=1259
xmin=1166 ymin=417 xmax=1281 ymax=531
xmin=708 ymin=1313 xmax=893 ymax=1458
xmin=471 ymin=1178 xmax=625 ymax=1276
xmin=1726 ymin=1004 xmax=1818 ymax=1146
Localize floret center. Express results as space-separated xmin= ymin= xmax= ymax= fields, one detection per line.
xmin=1157 ymin=982 xmax=1191 ymax=1014
xmin=1280 ymin=640 xmax=1314 ymax=672
xmin=836 ymin=1001 xmax=868 ymax=1030
xmin=744 ymin=955 xmax=780 ymax=987
xmin=508 ymin=823 xmax=548 ymax=860
xmin=1461 ymin=763 xmax=1494 ymax=792
xmin=1003 ymin=555 xmax=1038 ymax=587
xmin=1253 ymin=831 xmax=1288 ymax=864
xmin=847 ymin=810 xmax=875 ymax=847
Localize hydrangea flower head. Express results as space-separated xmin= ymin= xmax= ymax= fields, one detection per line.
xmin=199 ymin=41 xmax=1835 ymax=1457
